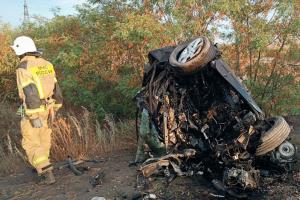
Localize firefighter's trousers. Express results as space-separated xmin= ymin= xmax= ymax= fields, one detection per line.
xmin=21 ymin=110 xmax=53 ymax=174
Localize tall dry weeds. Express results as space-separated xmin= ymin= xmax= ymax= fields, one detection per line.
xmin=0 ymin=103 xmax=25 ymax=175
xmin=51 ymin=108 xmax=136 ymax=161
xmin=0 ymin=103 xmax=21 ymax=149
xmin=0 ymin=104 xmax=136 ymax=174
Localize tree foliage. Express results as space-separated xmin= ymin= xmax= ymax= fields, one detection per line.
xmin=216 ymin=0 xmax=300 ymax=115
xmin=0 ymin=0 xmax=299 ymax=118
xmin=0 ymin=22 xmax=18 ymax=101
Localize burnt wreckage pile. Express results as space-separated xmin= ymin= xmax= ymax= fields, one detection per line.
xmin=134 ymin=36 xmax=297 ymax=197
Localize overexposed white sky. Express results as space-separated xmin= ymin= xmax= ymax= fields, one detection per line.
xmin=0 ymin=0 xmax=87 ymax=27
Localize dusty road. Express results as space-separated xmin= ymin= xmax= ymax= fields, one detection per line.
xmin=0 ymin=116 xmax=299 ymax=200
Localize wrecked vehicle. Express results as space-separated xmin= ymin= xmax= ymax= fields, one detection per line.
xmin=134 ymin=36 xmax=297 ymax=197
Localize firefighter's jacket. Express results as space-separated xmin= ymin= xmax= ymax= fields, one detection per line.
xmin=16 ymin=55 xmax=63 ymax=118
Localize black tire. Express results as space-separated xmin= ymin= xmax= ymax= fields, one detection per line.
xmin=169 ymin=36 xmax=218 ymax=73
xmin=255 ymin=116 xmax=290 ymax=156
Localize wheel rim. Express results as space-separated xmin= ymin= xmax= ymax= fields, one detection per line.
xmin=278 ymin=141 xmax=295 ymax=159
xmin=178 ymin=37 xmax=204 ymax=63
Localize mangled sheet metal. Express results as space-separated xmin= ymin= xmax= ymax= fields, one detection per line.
xmin=140 ymin=149 xmax=196 ymax=178
xmin=134 ymin=36 xmax=297 ymax=197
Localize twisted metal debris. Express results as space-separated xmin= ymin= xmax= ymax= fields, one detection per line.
xmin=134 ymin=36 xmax=297 ymax=198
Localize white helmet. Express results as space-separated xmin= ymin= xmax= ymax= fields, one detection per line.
xmin=11 ymin=36 xmax=37 ymax=56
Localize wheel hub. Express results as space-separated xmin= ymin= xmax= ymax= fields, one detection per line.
xmin=278 ymin=141 xmax=296 ymax=159
xmin=178 ymin=37 xmax=204 ymax=63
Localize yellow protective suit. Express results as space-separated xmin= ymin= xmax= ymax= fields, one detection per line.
xmin=16 ymin=54 xmax=63 ymax=174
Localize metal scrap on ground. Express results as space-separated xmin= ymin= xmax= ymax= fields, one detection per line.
xmin=54 ymin=157 xmax=103 ymax=175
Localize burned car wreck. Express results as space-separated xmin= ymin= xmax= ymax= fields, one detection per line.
xmin=133 ymin=36 xmax=297 ymax=198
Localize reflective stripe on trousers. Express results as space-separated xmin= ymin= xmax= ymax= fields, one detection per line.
xmin=33 ymin=155 xmax=49 ymax=167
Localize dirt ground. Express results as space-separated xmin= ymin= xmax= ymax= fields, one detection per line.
xmin=0 ymin=116 xmax=300 ymax=200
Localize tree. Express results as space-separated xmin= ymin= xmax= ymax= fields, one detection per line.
xmin=0 ymin=22 xmax=18 ymax=102
xmin=215 ymin=0 xmax=300 ymax=115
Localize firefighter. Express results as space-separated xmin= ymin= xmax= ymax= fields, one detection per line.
xmin=11 ymin=36 xmax=63 ymax=185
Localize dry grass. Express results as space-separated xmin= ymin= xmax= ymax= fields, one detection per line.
xmin=51 ymin=108 xmax=136 ymax=161
xmin=0 ymin=103 xmax=25 ymax=175
xmin=0 ymin=103 xmax=137 ymax=174
xmin=0 ymin=154 xmax=23 ymax=175
xmin=0 ymin=103 xmax=21 ymax=148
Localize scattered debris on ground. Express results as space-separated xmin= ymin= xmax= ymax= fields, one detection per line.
xmin=90 ymin=171 xmax=105 ymax=187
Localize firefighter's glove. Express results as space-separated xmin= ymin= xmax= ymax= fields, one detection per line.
xmin=30 ymin=118 xmax=43 ymax=128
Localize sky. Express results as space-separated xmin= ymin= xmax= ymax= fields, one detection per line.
xmin=0 ymin=0 xmax=87 ymax=27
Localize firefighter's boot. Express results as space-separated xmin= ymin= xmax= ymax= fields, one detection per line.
xmin=39 ymin=170 xmax=56 ymax=185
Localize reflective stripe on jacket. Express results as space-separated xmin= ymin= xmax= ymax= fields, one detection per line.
xmin=16 ymin=55 xmax=63 ymax=117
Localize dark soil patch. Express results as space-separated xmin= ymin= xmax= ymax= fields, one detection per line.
xmin=0 ymin=117 xmax=299 ymax=200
